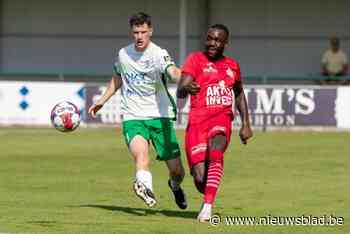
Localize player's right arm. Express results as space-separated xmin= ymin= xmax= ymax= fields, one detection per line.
xmin=88 ymin=75 xmax=122 ymax=118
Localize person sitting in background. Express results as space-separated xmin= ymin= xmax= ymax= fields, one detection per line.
xmin=321 ymin=37 xmax=348 ymax=78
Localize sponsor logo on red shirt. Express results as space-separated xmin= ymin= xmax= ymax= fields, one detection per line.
xmin=205 ymin=81 xmax=233 ymax=106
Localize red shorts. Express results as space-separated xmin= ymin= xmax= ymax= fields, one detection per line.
xmin=185 ymin=114 xmax=233 ymax=169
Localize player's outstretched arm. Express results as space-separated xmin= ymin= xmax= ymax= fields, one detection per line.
xmin=233 ymin=80 xmax=253 ymax=144
xmin=88 ymin=75 xmax=122 ymax=118
xmin=176 ymin=74 xmax=200 ymax=98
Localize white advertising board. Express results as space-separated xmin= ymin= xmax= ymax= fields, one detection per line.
xmin=0 ymin=81 xmax=85 ymax=125
xmin=336 ymin=87 xmax=350 ymax=129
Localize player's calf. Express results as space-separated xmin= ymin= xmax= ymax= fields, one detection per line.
xmin=191 ymin=162 xmax=207 ymax=194
xmin=168 ymin=179 xmax=187 ymax=209
xmin=194 ymin=180 xmax=205 ymax=194
xmin=166 ymin=157 xmax=187 ymax=209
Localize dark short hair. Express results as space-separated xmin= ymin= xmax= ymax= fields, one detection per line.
xmin=129 ymin=12 xmax=152 ymax=27
xmin=209 ymin=24 xmax=229 ymax=39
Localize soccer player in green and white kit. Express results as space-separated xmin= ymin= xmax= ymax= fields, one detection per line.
xmin=88 ymin=12 xmax=187 ymax=209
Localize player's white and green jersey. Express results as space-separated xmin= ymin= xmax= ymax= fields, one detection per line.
xmin=113 ymin=42 xmax=176 ymax=121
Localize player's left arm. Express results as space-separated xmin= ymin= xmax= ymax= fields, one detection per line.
xmin=159 ymin=49 xmax=182 ymax=83
xmin=233 ymin=80 xmax=253 ymax=144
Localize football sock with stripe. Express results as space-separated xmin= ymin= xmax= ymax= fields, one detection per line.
xmin=136 ymin=170 xmax=153 ymax=192
xmin=204 ymin=149 xmax=224 ymax=204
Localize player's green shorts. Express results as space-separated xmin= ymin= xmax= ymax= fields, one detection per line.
xmin=122 ymin=118 xmax=181 ymax=161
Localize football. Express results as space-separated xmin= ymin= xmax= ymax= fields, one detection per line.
xmin=50 ymin=101 xmax=80 ymax=132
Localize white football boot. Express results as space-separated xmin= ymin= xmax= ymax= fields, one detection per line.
xmin=133 ymin=181 xmax=157 ymax=207
xmin=197 ymin=203 xmax=212 ymax=222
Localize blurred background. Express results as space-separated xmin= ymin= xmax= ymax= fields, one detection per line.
xmin=1 ymin=0 xmax=349 ymax=77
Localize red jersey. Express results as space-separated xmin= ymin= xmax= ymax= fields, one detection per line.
xmin=182 ymin=52 xmax=242 ymax=124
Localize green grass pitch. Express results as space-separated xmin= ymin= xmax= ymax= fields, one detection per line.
xmin=0 ymin=128 xmax=349 ymax=233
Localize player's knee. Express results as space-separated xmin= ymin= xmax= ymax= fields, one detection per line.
xmin=209 ymin=134 xmax=227 ymax=151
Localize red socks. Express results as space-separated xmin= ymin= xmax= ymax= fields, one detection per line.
xmin=204 ymin=149 xmax=224 ymax=204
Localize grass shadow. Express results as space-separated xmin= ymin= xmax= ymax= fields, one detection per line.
xmin=78 ymin=204 xmax=197 ymax=219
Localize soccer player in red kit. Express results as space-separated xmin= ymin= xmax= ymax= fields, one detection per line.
xmin=177 ymin=24 xmax=253 ymax=222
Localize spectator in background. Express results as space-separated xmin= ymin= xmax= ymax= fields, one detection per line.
xmin=321 ymin=37 xmax=348 ymax=84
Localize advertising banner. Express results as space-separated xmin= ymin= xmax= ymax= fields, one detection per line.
xmin=241 ymin=86 xmax=337 ymax=127
xmin=1 ymin=82 xmax=347 ymax=129
xmin=85 ymin=84 xmax=341 ymax=128
xmin=0 ymin=81 xmax=85 ymax=125
xmin=85 ymin=85 xmax=122 ymax=124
